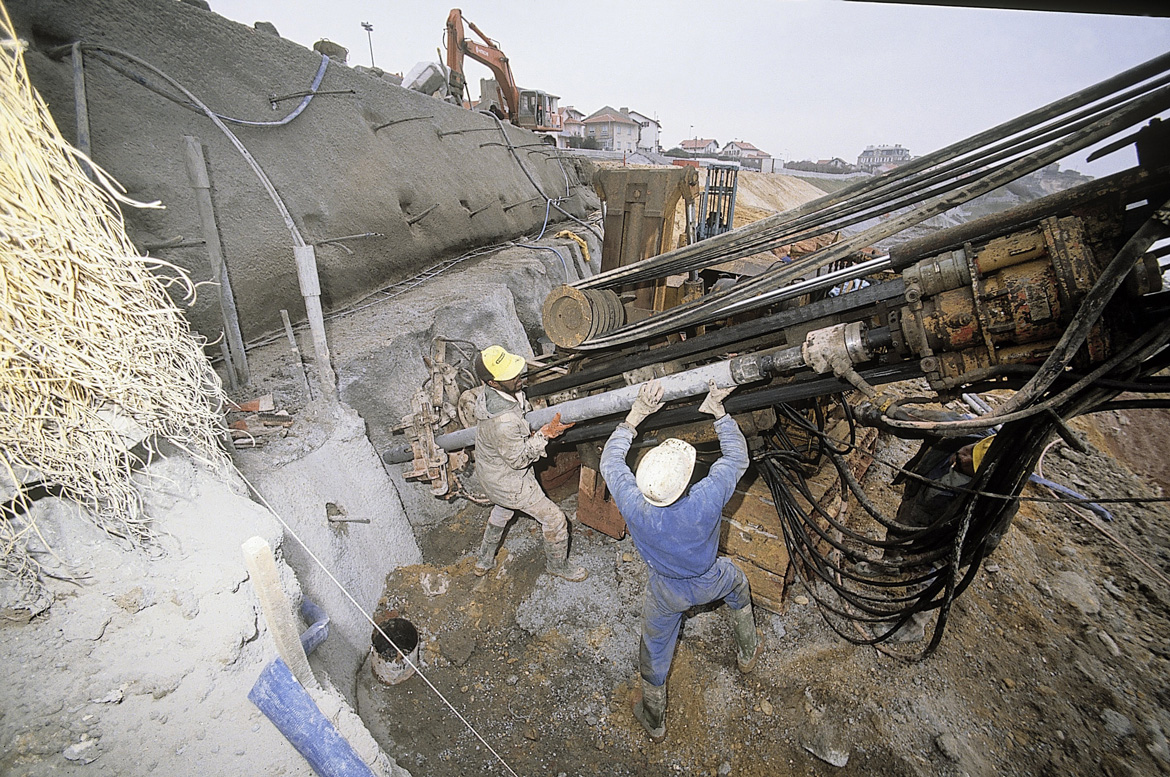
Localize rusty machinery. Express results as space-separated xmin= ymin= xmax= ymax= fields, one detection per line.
xmin=385 ymin=52 xmax=1170 ymax=654
xmin=696 ymin=163 xmax=739 ymax=241
xmin=394 ymin=339 xmax=485 ymax=503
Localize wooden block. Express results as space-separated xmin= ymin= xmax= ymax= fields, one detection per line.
xmin=734 ymin=559 xmax=788 ymax=615
xmin=241 ymin=537 xmax=317 ymax=689
xmin=231 ymin=425 xmax=285 ymax=438
xmin=230 ymin=393 xmax=274 ymax=413
xmin=720 ymin=517 xmax=790 ymax=573
xmin=577 ymin=465 xmax=627 ymax=539
xmin=537 ymin=450 xmax=581 ymax=495
xmin=259 ymin=411 xmax=293 ymax=427
xmin=724 ymin=489 xmax=778 ymax=527
xmin=721 ymin=477 xmax=792 ymax=602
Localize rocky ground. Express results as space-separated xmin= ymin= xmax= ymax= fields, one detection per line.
xmin=354 ymin=409 xmax=1170 ymax=777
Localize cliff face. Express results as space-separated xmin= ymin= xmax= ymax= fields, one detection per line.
xmin=8 ymin=0 xmax=597 ymax=341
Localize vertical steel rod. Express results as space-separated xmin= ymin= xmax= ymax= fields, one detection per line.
xmin=280 ymin=308 xmax=313 ymax=398
xmin=70 ymin=43 xmax=93 ymax=180
xmin=183 ymin=136 xmax=249 ymax=386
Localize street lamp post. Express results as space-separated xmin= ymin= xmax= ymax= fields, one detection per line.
xmin=361 ymin=22 xmax=374 ymax=68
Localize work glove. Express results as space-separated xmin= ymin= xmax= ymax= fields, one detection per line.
xmin=539 ymin=412 xmax=574 ymax=439
xmin=698 ymin=380 xmax=736 ymax=419
xmin=624 ymin=379 xmax=664 ymax=429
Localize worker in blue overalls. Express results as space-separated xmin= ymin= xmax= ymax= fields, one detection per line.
xmin=600 ymin=379 xmax=761 ymax=741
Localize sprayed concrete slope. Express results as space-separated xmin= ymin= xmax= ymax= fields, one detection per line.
xmin=8 ymin=0 xmax=598 ymax=341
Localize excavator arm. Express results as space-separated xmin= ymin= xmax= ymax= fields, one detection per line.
xmin=445 ymin=8 xmax=519 ymax=121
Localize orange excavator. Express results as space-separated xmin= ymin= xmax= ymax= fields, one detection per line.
xmin=444 ymin=8 xmax=563 ymax=134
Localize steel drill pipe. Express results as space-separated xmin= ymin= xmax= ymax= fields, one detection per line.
xmin=575 ymin=83 xmax=1170 ymax=350
xmin=573 ymin=51 xmax=1170 ymax=292
xmin=532 ymin=361 xmax=923 ymax=448
xmin=382 ymin=353 xmax=782 ymax=465
xmin=529 ymin=279 xmax=906 ymax=399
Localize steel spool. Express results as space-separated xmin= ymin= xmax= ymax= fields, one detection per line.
xmin=541 ymin=285 xmax=626 ymax=349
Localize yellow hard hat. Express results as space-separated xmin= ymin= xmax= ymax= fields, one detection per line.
xmin=971 ymin=435 xmax=995 ymax=472
xmin=481 ymin=345 xmax=526 ymax=382
xmin=635 ymin=438 xmax=697 ymax=507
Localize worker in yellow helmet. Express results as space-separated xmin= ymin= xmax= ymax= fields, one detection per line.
xmin=968 ymin=435 xmax=995 ymax=474
xmin=470 ymin=345 xmax=587 ymax=582
xmin=891 ymin=434 xmax=995 ymax=544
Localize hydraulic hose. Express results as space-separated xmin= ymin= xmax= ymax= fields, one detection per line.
xmin=573 ymin=83 xmax=1170 ymax=349
xmin=574 ymin=50 xmax=1170 ymax=293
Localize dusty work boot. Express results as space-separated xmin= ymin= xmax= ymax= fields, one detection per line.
xmin=474 ymin=524 xmax=507 ymax=576
xmin=543 ymin=538 xmax=588 ymax=582
xmin=632 ymin=678 xmax=667 ymax=741
xmin=728 ymin=602 xmax=762 ymax=673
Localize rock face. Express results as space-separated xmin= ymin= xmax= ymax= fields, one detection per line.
xmin=8 ymin=0 xmax=598 ymax=341
xmin=233 ymin=400 xmax=424 ymax=707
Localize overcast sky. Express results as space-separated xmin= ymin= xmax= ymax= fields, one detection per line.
xmin=213 ymin=1 xmax=1170 ymax=175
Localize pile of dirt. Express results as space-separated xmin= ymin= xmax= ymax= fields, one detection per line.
xmin=735 ymin=171 xmax=827 ymax=215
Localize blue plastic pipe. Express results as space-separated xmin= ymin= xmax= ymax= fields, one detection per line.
xmin=1029 ymin=474 xmax=1114 ymax=522
xmin=248 ymin=600 xmax=376 ymax=777
xmin=299 ymin=597 xmax=330 ymax=656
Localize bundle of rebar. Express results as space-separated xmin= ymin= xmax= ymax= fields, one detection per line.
xmin=0 ymin=4 xmax=226 ymax=598
xmin=569 ymin=51 xmax=1170 ymax=349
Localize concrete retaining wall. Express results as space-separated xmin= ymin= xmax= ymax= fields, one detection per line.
xmin=10 ymin=0 xmax=598 ymax=342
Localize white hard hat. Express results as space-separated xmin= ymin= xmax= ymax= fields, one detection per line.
xmin=635 ymin=438 xmax=697 ymax=507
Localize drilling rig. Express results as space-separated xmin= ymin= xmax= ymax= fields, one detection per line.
xmin=386 ymin=52 xmax=1170 ymax=655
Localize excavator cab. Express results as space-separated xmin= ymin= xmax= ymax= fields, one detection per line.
xmin=516 ymin=89 xmax=563 ymax=133
xmin=447 ymin=9 xmax=563 ymax=137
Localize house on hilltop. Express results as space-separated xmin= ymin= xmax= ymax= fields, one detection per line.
xmin=559 ymin=106 xmax=586 ymax=148
xmin=723 ymin=140 xmax=768 ymax=159
xmin=680 ymin=137 xmax=720 ymax=155
xmin=858 ymin=144 xmax=911 ymax=171
xmin=723 ymin=140 xmax=772 ymax=170
xmin=583 ymin=105 xmax=641 ymax=152
xmin=623 ymin=108 xmax=661 ymax=153
xmin=816 ymin=158 xmax=854 ymax=172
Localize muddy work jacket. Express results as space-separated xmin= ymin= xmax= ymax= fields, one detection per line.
xmin=599 ymin=415 xmax=749 ymax=578
xmin=473 ymin=387 xmax=549 ymax=509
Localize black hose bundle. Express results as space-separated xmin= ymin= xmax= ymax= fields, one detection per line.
xmin=756 ymin=397 xmax=1058 ymax=659
xmin=760 ymin=275 xmax=1170 ymax=659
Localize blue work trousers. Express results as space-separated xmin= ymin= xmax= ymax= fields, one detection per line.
xmin=639 ymin=557 xmax=751 ymax=687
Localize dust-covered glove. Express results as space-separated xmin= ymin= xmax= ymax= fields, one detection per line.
xmin=539 ymin=412 xmax=574 ymax=439
xmin=698 ymin=380 xmax=736 ymax=419
xmin=624 ymin=379 xmax=665 ymax=429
